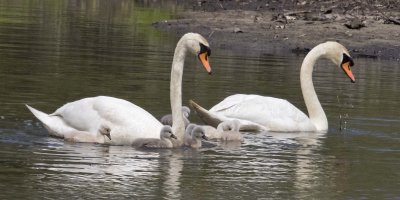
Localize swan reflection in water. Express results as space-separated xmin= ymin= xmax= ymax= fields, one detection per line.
xmin=261 ymin=132 xmax=326 ymax=197
xmin=27 ymin=125 xmax=326 ymax=199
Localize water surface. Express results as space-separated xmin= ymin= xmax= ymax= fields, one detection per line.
xmin=0 ymin=1 xmax=399 ymax=199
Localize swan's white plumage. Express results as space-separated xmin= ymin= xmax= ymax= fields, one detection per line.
xmin=26 ymin=104 xmax=78 ymax=138
xmin=27 ymin=32 xmax=212 ymax=145
xmin=209 ymin=94 xmax=315 ymax=132
xmin=191 ymin=42 xmax=355 ymax=133
xmin=28 ymin=96 xmax=163 ymax=145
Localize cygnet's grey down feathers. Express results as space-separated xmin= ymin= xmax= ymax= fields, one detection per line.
xmin=132 ymin=125 xmax=177 ymax=148
xmin=184 ymin=124 xmax=208 ymax=148
xmin=203 ymin=120 xmax=243 ymax=141
xmin=160 ymin=106 xmax=191 ymax=127
xmin=217 ymin=120 xmax=243 ymax=141
xmin=184 ymin=123 xmax=197 ymax=146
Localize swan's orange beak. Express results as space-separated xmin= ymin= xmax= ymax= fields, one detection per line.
xmin=198 ymin=52 xmax=212 ymax=75
xmin=341 ymin=61 xmax=355 ymax=83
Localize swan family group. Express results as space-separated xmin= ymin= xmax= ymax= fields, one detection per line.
xmin=26 ymin=32 xmax=356 ymax=149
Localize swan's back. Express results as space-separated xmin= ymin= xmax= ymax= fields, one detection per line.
xmin=210 ymin=94 xmax=315 ymax=132
xmin=53 ymin=96 xmax=163 ymax=144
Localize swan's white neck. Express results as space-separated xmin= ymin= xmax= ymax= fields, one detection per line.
xmin=170 ymin=39 xmax=187 ymax=143
xmin=300 ymin=45 xmax=328 ymax=131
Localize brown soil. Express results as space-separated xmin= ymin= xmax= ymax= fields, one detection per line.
xmin=154 ymin=0 xmax=400 ymax=60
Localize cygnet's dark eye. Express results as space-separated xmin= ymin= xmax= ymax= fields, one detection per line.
xmin=199 ymin=43 xmax=211 ymax=57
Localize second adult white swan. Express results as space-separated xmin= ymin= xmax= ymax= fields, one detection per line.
xmin=26 ymin=33 xmax=212 ymax=145
xmin=190 ymin=41 xmax=355 ymax=133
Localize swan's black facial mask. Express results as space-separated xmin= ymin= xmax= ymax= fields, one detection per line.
xmin=341 ymin=53 xmax=355 ymax=83
xmin=198 ymin=43 xmax=212 ymax=74
xmin=199 ymin=43 xmax=211 ymax=57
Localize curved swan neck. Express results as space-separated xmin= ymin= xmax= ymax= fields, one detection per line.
xmin=170 ymin=38 xmax=187 ymax=143
xmin=300 ymin=44 xmax=328 ymax=131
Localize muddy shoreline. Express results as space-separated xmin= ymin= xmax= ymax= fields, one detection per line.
xmin=154 ymin=0 xmax=400 ymax=60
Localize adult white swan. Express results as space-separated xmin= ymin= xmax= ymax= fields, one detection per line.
xmin=190 ymin=41 xmax=355 ymax=133
xmin=26 ymin=33 xmax=212 ymax=145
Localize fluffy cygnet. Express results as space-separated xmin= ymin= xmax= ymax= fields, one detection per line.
xmin=160 ymin=106 xmax=191 ymax=128
xmin=132 ymin=125 xmax=177 ymax=148
xmin=184 ymin=124 xmax=208 ymax=148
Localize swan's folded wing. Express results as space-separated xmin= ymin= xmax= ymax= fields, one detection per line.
xmin=190 ymin=96 xmax=269 ymax=131
xmin=209 ymin=95 xmax=314 ymax=132
xmin=52 ymin=96 xmax=162 ymax=138
xmin=51 ymin=97 xmax=102 ymax=133
xmin=90 ymin=96 xmax=163 ymax=138
xmin=209 ymin=94 xmax=261 ymax=112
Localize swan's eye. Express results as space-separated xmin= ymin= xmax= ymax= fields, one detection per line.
xmin=341 ymin=53 xmax=356 ymax=83
xmin=342 ymin=53 xmax=354 ymax=66
xmin=199 ymin=43 xmax=211 ymax=57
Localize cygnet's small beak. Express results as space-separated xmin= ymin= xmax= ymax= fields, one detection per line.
xmin=201 ymin=134 xmax=208 ymax=141
xmin=171 ymin=134 xmax=177 ymax=140
xmin=198 ymin=52 xmax=212 ymax=75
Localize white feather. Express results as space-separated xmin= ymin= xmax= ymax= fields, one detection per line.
xmin=28 ymin=96 xmax=162 ymax=145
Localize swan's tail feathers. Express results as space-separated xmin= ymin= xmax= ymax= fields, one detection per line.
xmin=26 ymin=104 xmax=51 ymax=124
xmin=188 ymin=100 xmax=222 ymax=128
xmin=188 ymin=101 xmax=268 ymax=132
xmin=25 ymin=104 xmax=69 ymax=138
